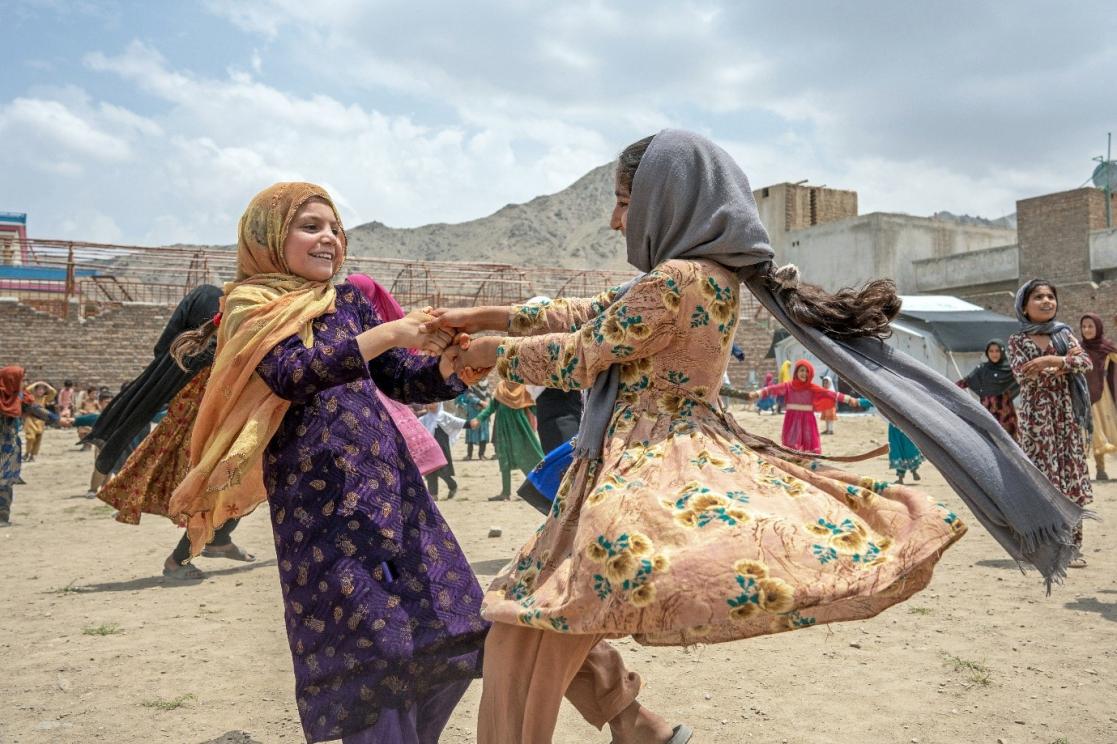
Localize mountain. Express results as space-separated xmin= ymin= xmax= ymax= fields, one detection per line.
xmin=343 ymin=163 xmax=629 ymax=270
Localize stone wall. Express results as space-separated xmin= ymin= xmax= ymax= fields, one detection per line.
xmin=0 ymin=299 xmax=172 ymax=388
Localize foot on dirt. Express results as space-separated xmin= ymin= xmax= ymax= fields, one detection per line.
xmin=201 ymin=543 xmax=256 ymax=562
xmin=1069 ymin=557 xmax=1087 ymax=569
xmin=163 ymin=557 xmax=206 ymax=580
xmin=445 ymin=488 xmax=458 ymax=500
xmin=488 ymin=493 xmax=510 ymax=501
xmin=608 ymin=701 xmax=676 ymax=744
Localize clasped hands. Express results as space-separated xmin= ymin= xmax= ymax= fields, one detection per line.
xmin=395 ymin=306 xmax=503 ymax=384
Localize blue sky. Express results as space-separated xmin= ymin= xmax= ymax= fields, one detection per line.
xmin=1 ymin=0 xmax=1113 ymax=246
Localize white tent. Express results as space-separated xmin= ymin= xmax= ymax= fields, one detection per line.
xmin=774 ymin=295 xmax=1019 ymax=384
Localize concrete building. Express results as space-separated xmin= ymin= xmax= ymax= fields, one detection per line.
xmin=753 ymin=182 xmax=1017 ymax=293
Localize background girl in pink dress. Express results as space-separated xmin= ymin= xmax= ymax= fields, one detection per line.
xmin=749 ymin=359 xmax=864 ymax=453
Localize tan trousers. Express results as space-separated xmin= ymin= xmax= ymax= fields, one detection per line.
xmin=478 ymin=622 xmax=642 ymax=744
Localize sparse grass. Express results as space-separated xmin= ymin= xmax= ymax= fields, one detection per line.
xmin=82 ymin=623 xmax=122 ymax=636
xmin=942 ymin=653 xmax=992 ymax=686
xmin=90 ymin=505 xmax=115 ymax=516
xmin=50 ymin=579 xmax=82 ymax=594
xmin=1051 ymin=738 xmax=1069 ymax=744
xmin=908 ymin=606 xmax=933 ymax=615
xmin=141 ymin=693 xmax=196 ymax=711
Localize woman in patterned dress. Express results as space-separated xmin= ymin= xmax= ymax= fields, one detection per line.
xmin=167 ymin=183 xmax=489 ymax=744
xmin=1007 ymin=280 xmax=1093 ymax=564
xmin=956 ymin=340 xmax=1019 ymax=441
xmin=437 ymin=132 xmax=968 ymax=744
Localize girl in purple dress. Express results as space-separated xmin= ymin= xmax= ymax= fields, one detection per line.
xmin=169 ymin=182 xmax=487 ymax=744
xmin=748 ymin=359 xmax=865 ymax=453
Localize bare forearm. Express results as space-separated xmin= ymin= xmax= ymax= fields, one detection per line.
xmin=356 ymin=323 xmax=401 ymax=361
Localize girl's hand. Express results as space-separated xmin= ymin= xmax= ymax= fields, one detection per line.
xmin=1020 ymin=355 xmax=1065 ymax=377
xmin=459 ymin=336 xmax=501 ymax=370
xmin=423 ymin=306 xmax=510 ymax=334
xmin=746 ymin=391 xmax=760 ymax=401
xmin=390 ymin=310 xmax=454 ymax=354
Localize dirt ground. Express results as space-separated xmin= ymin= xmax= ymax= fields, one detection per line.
xmin=1 ymin=408 xmax=1115 ymax=744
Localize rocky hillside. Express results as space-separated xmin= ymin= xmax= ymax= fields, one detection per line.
xmin=344 ymin=163 xmax=628 ymax=270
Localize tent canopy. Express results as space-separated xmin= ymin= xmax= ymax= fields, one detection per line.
xmin=896 ymin=309 xmax=1018 ymax=353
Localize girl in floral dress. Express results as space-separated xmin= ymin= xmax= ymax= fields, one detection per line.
xmin=1008 ymin=280 xmax=1093 ymax=564
xmin=956 ymin=340 xmax=1020 ymax=441
xmin=437 ymin=132 xmax=975 ymax=744
xmin=435 ymin=131 xmax=1085 ymax=744
xmin=746 ymin=359 xmax=864 ymax=452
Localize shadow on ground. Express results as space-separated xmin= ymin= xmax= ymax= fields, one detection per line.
xmin=43 ymin=559 xmax=277 ymax=594
xmin=470 ymin=557 xmax=511 ymax=576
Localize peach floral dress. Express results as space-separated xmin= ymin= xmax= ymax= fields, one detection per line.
xmin=482 ymin=259 xmax=965 ymax=645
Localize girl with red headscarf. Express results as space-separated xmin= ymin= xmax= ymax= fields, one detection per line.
xmin=1 ymin=366 xmax=59 ymax=525
xmin=1080 ymin=313 xmax=1117 ymax=480
xmin=748 ymin=359 xmax=866 ymax=453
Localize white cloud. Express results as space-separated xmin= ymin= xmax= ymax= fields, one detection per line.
xmin=3 ymin=1 xmax=1114 ymax=248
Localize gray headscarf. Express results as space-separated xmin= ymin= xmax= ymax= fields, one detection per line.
xmin=1014 ymin=279 xmax=1092 ymax=433
xmin=577 ymin=128 xmax=1085 ymax=589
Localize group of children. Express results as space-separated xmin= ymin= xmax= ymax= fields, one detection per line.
xmin=7 ymin=129 xmax=1097 ymax=744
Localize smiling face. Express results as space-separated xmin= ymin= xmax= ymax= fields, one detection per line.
xmin=282 ymin=198 xmax=343 ymax=282
xmin=1023 ymin=284 xmax=1057 ymax=324
xmin=610 ymin=175 xmax=630 ymax=236
xmin=796 ymin=365 xmax=809 ymax=382
xmin=1080 ymin=316 xmax=1097 ymax=340
xmin=985 ymin=343 xmax=1003 ymax=364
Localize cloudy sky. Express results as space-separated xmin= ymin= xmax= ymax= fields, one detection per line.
xmin=1 ymin=1 xmax=1112 ymax=246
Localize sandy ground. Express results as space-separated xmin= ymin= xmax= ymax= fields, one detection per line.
xmin=1 ymin=409 xmax=1115 ymax=744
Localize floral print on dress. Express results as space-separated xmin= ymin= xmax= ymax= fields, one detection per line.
xmin=481 ymin=259 xmax=965 ymax=646
xmin=1007 ymin=331 xmax=1093 ymax=510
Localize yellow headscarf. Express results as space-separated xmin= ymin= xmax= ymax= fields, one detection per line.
xmin=168 ymin=182 xmax=347 ymax=556
xmin=779 ymin=359 xmax=793 ymax=384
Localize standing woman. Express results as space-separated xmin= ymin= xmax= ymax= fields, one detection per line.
xmin=1079 ymin=313 xmax=1117 ymax=480
xmin=956 ymin=340 xmax=1019 ymax=440
xmin=457 ymin=385 xmax=491 ymax=460
xmin=1008 ymin=280 xmax=1093 ymax=564
xmin=467 ymin=380 xmax=545 ymax=501
xmin=1 ymin=367 xmax=58 ymax=525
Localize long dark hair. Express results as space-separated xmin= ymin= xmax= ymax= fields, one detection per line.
xmin=170 ymin=320 xmax=218 ymax=371
xmin=616 ymin=136 xmax=900 ymax=340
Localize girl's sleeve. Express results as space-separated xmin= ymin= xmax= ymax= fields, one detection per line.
xmin=349 ymin=284 xmax=466 ymax=404
xmin=1063 ymin=335 xmax=1093 ymax=374
xmin=757 ymin=382 xmax=790 ymax=398
xmin=1008 ymin=334 xmax=1029 ymax=382
xmin=494 ymin=264 xmax=691 ymax=390
xmin=507 ymin=285 xmax=624 ymax=336
xmin=24 ymin=403 xmax=59 ymax=425
xmin=473 ymin=399 xmax=497 ymax=423
xmin=369 ymin=348 xmax=465 ymax=404
xmin=256 ymin=333 xmax=371 ymax=403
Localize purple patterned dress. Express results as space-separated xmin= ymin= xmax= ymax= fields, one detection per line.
xmin=256 ymin=282 xmax=488 ymax=743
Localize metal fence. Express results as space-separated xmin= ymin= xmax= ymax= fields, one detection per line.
xmin=0 ymin=238 xmax=765 ymax=319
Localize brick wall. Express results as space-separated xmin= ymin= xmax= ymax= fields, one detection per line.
xmin=0 ymin=294 xmax=779 ymax=395
xmin=955 ymin=280 xmax=1117 ymax=335
xmin=784 ymin=184 xmax=858 ymax=231
xmin=1017 ymin=188 xmax=1117 ymax=284
xmin=0 ymin=299 xmax=173 ymax=389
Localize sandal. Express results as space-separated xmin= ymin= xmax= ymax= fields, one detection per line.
xmin=163 ymin=561 xmax=206 ymax=581
xmin=1069 ymin=557 xmax=1087 ymax=569
xmin=667 ymin=725 xmax=693 ymax=743
xmin=202 ymin=543 xmax=257 ymax=562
